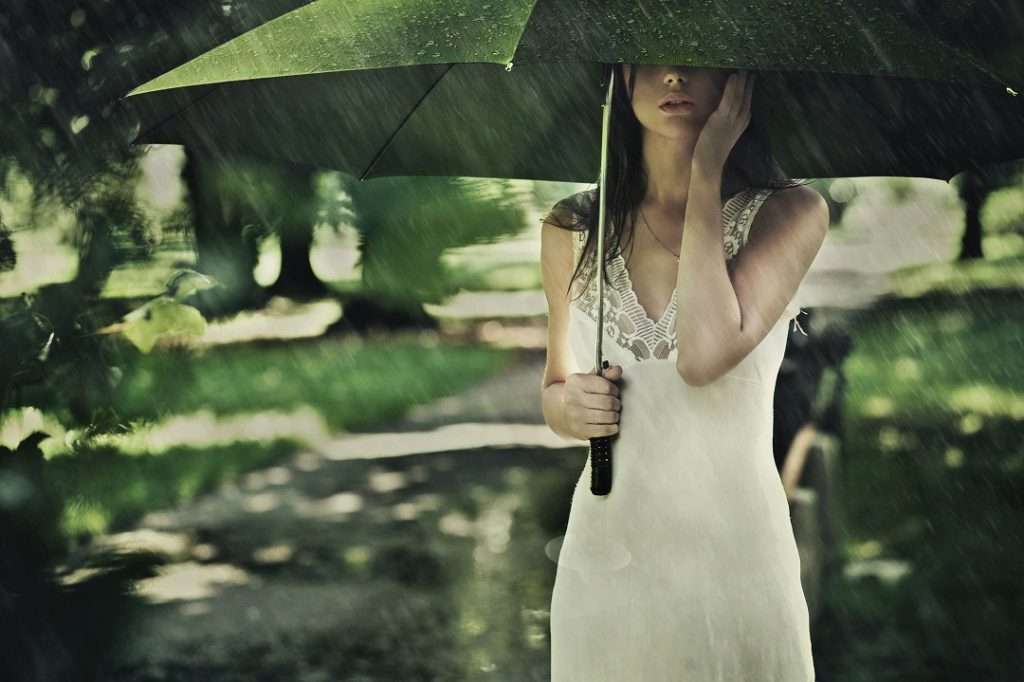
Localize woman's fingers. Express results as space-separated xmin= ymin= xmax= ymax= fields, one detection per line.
xmin=585 ymin=407 xmax=620 ymax=425
xmin=732 ymin=71 xmax=753 ymax=119
xmin=583 ymin=392 xmax=621 ymax=412
xmin=587 ymin=366 xmax=621 ymax=396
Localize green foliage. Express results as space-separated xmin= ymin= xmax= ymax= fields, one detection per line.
xmin=97 ymin=269 xmax=219 ymax=354
xmin=209 ymin=159 xmax=318 ymax=246
xmin=110 ymin=337 xmax=514 ymax=432
xmin=887 ymin=233 xmax=1024 ymax=299
xmin=51 ymin=439 xmax=299 ymax=541
xmin=885 ymin=177 xmax=915 ymax=203
xmin=343 ymin=174 xmax=529 ymax=306
xmin=981 ymin=184 xmax=1024 ymax=235
xmin=115 ymin=297 xmax=208 ymax=353
xmin=814 ymin=291 xmax=1024 ymax=681
xmin=7 ymin=336 xmax=514 ymax=546
xmin=445 ymin=261 xmax=543 ymax=292
xmin=0 ymin=216 xmax=15 ymax=273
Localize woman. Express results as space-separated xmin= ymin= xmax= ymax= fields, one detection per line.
xmin=540 ymin=63 xmax=829 ymax=680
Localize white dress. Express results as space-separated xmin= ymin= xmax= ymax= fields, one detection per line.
xmin=549 ymin=188 xmax=815 ymax=682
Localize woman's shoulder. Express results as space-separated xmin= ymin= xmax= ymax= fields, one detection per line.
xmin=544 ymin=188 xmax=596 ymax=229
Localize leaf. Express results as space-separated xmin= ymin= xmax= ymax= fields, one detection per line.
xmin=118 ymin=297 xmax=207 ymax=353
xmin=164 ymin=268 xmax=219 ymax=301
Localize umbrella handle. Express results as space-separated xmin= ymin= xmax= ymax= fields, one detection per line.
xmin=590 ymin=66 xmax=616 ymax=496
xmin=589 ymin=361 xmax=614 ymax=496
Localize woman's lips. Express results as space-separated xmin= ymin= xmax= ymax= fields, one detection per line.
xmin=659 ymin=101 xmax=695 ymax=113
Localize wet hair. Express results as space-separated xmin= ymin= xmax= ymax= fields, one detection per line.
xmin=545 ymin=62 xmax=813 ymax=303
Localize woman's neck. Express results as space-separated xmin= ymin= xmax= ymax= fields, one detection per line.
xmin=639 ymin=128 xmax=699 ymax=211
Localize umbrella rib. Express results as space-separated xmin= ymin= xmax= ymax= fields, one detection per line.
xmin=358 ymin=63 xmax=455 ymax=181
xmin=120 ymin=83 xmax=224 ymax=150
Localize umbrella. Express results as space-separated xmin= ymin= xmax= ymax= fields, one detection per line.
xmin=120 ymin=1 xmax=1022 ymax=181
xmin=119 ymin=0 xmax=1023 ymax=495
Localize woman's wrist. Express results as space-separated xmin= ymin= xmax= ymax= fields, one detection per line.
xmin=542 ymin=380 xmax=575 ymax=441
xmin=689 ymin=155 xmax=724 ymax=200
xmin=691 ymin=148 xmax=725 ymax=183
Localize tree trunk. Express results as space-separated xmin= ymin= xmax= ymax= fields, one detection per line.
xmin=268 ymin=166 xmax=327 ymax=299
xmin=324 ymin=237 xmax=437 ymax=336
xmin=958 ymin=168 xmax=986 ymax=261
xmin=181 ymin=148 xmax=265 ymax=316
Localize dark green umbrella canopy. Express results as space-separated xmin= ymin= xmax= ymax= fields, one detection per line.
xmin=121 ymin=0 xmax=1024 ymax=180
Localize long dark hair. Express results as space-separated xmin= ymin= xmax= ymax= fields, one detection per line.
xmin=548 ymin=63 xmax=813 ymax=303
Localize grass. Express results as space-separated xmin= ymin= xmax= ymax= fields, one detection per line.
xmin=110 ymin=335 xmax=516 ymax=433
xmin=810 ymin=253 xmax=1023 ymax=681
xmin=53 ymin=439 xmax=300 ymax=542
xmin=445 ymin=261 xmax=543 ymax=292
xmin=886 ymin=232 xmax=1024 ymax=299
xmin=30 ymin=335 xmax=517 ymax=543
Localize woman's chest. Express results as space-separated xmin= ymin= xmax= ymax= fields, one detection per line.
xmin=620 ymin=235 xmax=682 ymax=328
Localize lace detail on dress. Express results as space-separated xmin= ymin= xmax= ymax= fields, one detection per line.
xmin=570 ymin=188 xmax=773 ymax=362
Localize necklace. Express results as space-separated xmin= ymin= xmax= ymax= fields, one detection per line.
xmin=638 ymin=207 xmax=680 ymax=261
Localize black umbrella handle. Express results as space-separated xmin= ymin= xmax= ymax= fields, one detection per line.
xmin=589 ymin=360 xmax=614 ymax=496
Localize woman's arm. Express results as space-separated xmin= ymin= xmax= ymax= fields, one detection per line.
xmin=539 ymin=207 xmax=581 ymax=440
xmin=674 ymin=162 xmax=828 ymax=386
xmin=673 ymin=161 xmax=740 ymax=383
xmin=673 ymin=70 xmax=827 ymax=386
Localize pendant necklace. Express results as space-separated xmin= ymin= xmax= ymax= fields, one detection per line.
xmin=639 ymin=207 xmax=680 ymax=261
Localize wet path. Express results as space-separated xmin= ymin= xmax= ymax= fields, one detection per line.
xmin=105 ymin=349 xmax=580 ymax=681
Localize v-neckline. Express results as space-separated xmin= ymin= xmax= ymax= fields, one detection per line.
xmin=615 ymin=252 xmax=677 ymax=329
xmin=613 ymin=190 xmax=750 ymax=330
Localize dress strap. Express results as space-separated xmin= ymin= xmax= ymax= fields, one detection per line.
xmin=736 ymin=189 xmax=773 ymax=245
xmin=724 ymin=189 xmax=773 ymax=260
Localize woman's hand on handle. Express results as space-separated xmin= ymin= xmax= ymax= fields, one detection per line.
xmin=561 ymin=364 xmax=622 ymax=440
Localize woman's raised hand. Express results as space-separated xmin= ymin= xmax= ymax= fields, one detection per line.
xmin=694 ymin=70 xmax=755 ymax=171
xmin=562 ymin=364 xmax=623 ymax=440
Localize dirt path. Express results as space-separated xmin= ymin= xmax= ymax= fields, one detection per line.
xmin=103 ymin=347 xmax=578 ymax=681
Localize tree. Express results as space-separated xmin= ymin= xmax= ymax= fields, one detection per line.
xmin=899 ymin=0 xmax=1024 ymax=261
xmin=266 ymin=164 xmax=328 ymax=299
xmin=953 ymin=161 xmax=1023 ymax=261
xmin=179 ymin=148 xmax=268 ymax=314
xmin=333 ymin=174 xmax=529 ymax=333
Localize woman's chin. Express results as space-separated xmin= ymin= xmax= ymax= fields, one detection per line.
xmin=646 ymin=121 xmax=700 ymax=138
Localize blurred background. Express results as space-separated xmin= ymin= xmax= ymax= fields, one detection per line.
xmin=1 ymin=2 xmax=1022 ymax=681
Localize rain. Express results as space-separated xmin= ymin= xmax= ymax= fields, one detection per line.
xmin=0 ymin=1 xmax=1022 ymax=681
